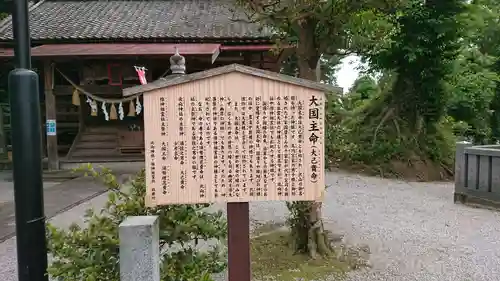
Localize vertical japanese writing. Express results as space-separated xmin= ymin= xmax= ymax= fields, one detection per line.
xmin=160 ymin=142 xmax=169 ymax=195
xmin=212 ymin=97 xmax=219 ymax=197
xmin=308 ymin=95 xmax=321 ymax=183
xmin=281 ymin=96 xmax=290 ymax=197
xmin=227 ymin=98 xmax=235 ymax=197
xmin=161 ymin=165 xmax=169 ymax=195
xmin=281 ymin=96 xmax=288 ymax=196
xmin=253 ymin=96 xmax=262 ymax=197
xmin=190 ymin=97 xmax=198 ymax=180
xmin=269 ymin=96 xmax=277 ymax=187
xmin=160 ymin=97 xmax=167 ymax=136
xmin=261 ymin=97 xmax=269 ymax=197
xmin=234 ymin=99 xmax=242 ymax=197
xmin=149 ymin=141 xmax=156 ymax=201
xmin=173 ymin=141 xmax=186 ymax=165
xmin=197 ymin=99 xmax=205 ymax=182
xmin=240 ymin=97 xmax=250 ymax=196
xmin=149 ymin=87 xmax=323 ymax=205
xmin=180 ymin=170 xmax=186 ymax=190
xmin=218 ymin=97 xmax=227 ymax=197
xmin=178 ymin=97 xmax=186 ymax=136
xmin=188 ymin=96 xmax=213 ymax=197
xmin=200 ymin=97 xmax=211 ymax=198
xmin=173 ymin=140 xmax=186 ymax=189
xmin=161 ymin=141 xmax=167 ymax=161
xmin=276 ymin=96 xmax=283 ymax=196
xmin=297 ymin=98 xmax=305 ymax=195
xmin=290 ymin=96 xmax=301 ymax=196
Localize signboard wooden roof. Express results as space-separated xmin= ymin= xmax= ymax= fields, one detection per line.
xmin=123 ymin=64 xmax=341 ymax=96
xmin=134 ymin=64 xmax=338 ymax=206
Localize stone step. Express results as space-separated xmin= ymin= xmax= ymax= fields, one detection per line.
xmin=75 ymin=141 xmax=117 ymax=149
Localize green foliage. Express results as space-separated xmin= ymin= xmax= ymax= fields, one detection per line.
xmin=447 ymin=48 xmax=499 ymax=143
xmin=321 ymin=0 xmax=465 ymax=177
xmin=370 ymin=0 xmax=466 ymax=129
xmin=343 ymin=75 xmax=380 ymax=110
xmin=320 ymin=0 xmax=466 ymax=175
xmin=442 ymin=0 xmax=500 ymax=143
xmin=237 ymin=0 xmax=401 ymax=74
xmin=325 ymin=92 xmax=457 ymax=176
xmin=239 ymin=0 xmax=410 ymax=258
xmin=47 ymin=166 xmax=227 ymax=281
xmin=464 ymin=0 xmax=500 ymax=56
xmin=323 ymin=96 xmax=357 ymax=167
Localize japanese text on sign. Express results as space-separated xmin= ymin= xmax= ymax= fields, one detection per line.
xmin=144 ymin=77 xmax=325 ymax=205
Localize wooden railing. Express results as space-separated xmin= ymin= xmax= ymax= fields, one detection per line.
xmin=454 ymin=142 xmax=500 ymax=208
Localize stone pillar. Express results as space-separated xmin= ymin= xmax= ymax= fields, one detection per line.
xmin=455 ymin=141 xmax=473 ymax=197
xmin=119 ymin=216 xmax=160 ymax=281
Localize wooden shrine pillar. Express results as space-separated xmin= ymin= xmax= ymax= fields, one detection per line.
xmin=78 ymin=70 xmax=86 ymax=133
xmin=43 ymin=61 xmax=59 ymax=170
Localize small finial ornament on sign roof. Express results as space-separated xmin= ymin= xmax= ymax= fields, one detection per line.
xmin=170 ymin=47 xmax=186 ymax=75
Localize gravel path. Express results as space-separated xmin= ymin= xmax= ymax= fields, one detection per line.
xmin=216 ymin=171 xmax=500 ymax=281
xmin=1 ymin=171 xmax=500 ymax=281
xmin=323 ymin=172 xmax=500 ymax=281
xmin=226 ymin=171 xmax=500 ymax=281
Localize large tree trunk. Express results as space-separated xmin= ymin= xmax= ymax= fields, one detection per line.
xmin=287 ymin=23 xmax=333 ymax=258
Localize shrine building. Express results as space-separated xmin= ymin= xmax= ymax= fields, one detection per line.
xmin=0 ymin=0 xmax=293 ymax=169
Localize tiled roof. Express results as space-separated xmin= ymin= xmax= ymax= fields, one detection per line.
xmin=0 ymin=0 xmax=272 ymax=42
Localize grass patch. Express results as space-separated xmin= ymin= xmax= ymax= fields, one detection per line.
xmin=252 ymin=221 xmax=286 ymax=237
xmin=252 ymin=230 xmax=352 ymax=281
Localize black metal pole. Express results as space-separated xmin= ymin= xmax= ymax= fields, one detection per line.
xmin=9 ymin=0 xmax=48 ymax=280
xmin=11 ymin=0 xmax=31 ymax=69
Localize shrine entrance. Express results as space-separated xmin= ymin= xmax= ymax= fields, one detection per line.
xmin=1 ymin=43 xmax=289 ymax=167
xmin=55 ymin=65 xmax=147 ymax=162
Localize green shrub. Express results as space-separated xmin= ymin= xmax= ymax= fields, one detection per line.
xmin=47 ymin=165 xmax=227 ymax=281
xmin=324 ymin=91 xmax=456 ymax=176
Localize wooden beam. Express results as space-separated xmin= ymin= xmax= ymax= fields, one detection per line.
xmin=78 ymin=69 xmax=86 ymax=134
xmin=43 ymin=61 xmax=59 ymax=170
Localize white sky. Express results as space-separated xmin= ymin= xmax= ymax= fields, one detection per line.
xmin=334 ymin=55 xmax=363 ymax=93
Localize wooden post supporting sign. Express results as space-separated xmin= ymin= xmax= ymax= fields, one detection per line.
xmin=227 ymin=202 xmax=251 ymax=281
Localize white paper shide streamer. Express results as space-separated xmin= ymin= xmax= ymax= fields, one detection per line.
xmin=101 ymin=102 xmax=109 ymax=121
xmin=86 ymin=97 xmax=98 ymax=116
xmin=118 ymin=102 xmax=124 ymax=120
xmin=135 ymin=97 xmax=142 ymax=115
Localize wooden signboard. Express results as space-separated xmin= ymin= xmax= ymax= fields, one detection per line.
xmin=124 ymin=64 xmax=338 ymax=281
xmin=136 ymin=65 xmax=329 ymax=206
